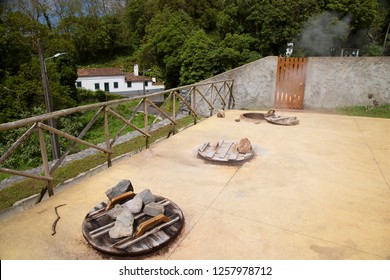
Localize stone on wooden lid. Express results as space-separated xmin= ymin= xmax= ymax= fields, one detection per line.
xmin=237 ymin=138 xmax=252 ymax=154
xmin=123 ymin=196 xmax=143 ymax=214
xmin=135 ymin=189 xmax=155 ymax=204
xmin=144 ymin=202 xmax=165 ymax=216
xmin=105 ymin=179 xmax=134 ymax=200
xmin=108 ymin=210 xmax=134 ymax=239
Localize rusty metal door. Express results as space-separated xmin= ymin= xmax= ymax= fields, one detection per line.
xmin=274 ymin=57 xmax=307 ymax=110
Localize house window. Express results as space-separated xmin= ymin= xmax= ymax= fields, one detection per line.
xmin=114 ymin=82 xmax=118 ymax=89
xmin=127 ymin=82 xmax=132 ymax=88
xmin=144 ymin=81 xmax=148 ymax=87
xmin=94 ymin=83 xmax=100 ymax=90
xmin=76 ymin=81 xmax=82 ymax=88
xmin=104 ymin=82 xmax=109 ymax=92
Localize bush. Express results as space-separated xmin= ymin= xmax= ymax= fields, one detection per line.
xmin=77 ymin=88 xmax=124 ymax=104
xmin=364 ymin=43 xmax=384 ymax=56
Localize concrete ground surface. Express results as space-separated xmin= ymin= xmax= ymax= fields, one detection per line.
xmin=0 ymin=110 xmax=389 ymax=260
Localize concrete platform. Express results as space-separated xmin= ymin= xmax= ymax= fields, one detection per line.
xmin=0 ymin=110 xmax=389 ymax=260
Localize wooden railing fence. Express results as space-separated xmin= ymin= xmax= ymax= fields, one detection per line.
xmin=0 ymin=79 xmax=234 ymax=202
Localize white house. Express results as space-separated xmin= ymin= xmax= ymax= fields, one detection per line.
xmin=75 ymin=65 xmax=165 ymax=101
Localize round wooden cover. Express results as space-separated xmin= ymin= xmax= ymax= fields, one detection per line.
xmin=82 ymin=195 xmax=184 ymax=256
xmin=198 ymin=141 xmax=254 ymax=163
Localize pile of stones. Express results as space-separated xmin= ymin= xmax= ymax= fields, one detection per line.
xmin=104 ymin=179 xmax=165 ymax=239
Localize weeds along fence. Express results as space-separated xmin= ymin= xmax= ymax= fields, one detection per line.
xmin=0 ymin=79 xmax=234 ymax=201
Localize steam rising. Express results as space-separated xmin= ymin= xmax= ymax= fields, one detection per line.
xmin=296 ymin=12 xmax=352 ymax=56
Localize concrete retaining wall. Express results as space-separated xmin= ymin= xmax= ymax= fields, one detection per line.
xmin=197 ymin=56 xmax=277 ymax=115
xmin=304 ymin=57 xmax=390 ymax=108
xmin=198 ymin=56 xmax=389 ymax=114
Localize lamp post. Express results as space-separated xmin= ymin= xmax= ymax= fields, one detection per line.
xmin=142 ymin=68 xmax=151 ymax=95
xmin=384 ymin=17 xmax=390 ymax=51
xmin=37 ymin=39 xmax=65 ymax=160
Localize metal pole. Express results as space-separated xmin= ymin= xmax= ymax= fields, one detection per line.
xmin=384 ymin=18 xmax=390 ymax=51
xmin=142 ymin=67 xmax=145 ymax=95
xmin=37 ymin=39 xmax=61 ymax=160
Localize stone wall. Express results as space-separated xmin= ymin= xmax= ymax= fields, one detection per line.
xmin=197 ymin=56 xmax=389 ymax=114
xmin=196 ymin=56 xmax=277 ymax=115
xmin=304 ymin=57 xmax=390 ymax=108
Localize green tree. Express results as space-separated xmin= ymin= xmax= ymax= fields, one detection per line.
xmin=365 ymin=0 xmax=390 ymax=55
xmin=217 ymin=33 xmax=261 ymax=70
xmin=0 ymin=10 xmax=49 ymax=123
xmin=50 ymin=56 xmax=79 ymax=109
xmin=216 ymin=2 xmax=242 ymax=36
xmin=125 ymin=0 xmax=159 ymax=47
xmin=323 ymin=0 xmax=384 ymax=52
xmin=179 ymin=0 xmax=225 ymax=32
xmin=56 ymin=14 xmax=131 ymax=63
xmin=137 ymin=8 xmax=196 ymax=88
xmin=324 ymin=0 xmax=378 ymax=30
xmin=0 ymin=60 xmax=44 ymax=123
xmin=179 ymin=30 xmax=219 ymax=85
xmin=0 ymin=10 xmax=47 ymax=80
xmin=246 ymin=0 xmax=323 ymax=55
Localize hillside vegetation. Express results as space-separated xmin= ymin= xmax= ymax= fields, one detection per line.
xmin=1 ymin=1 xmax=389 ymax=121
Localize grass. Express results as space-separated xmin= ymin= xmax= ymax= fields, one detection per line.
xmin=0 ymin=101 xmax=154 ymax=182
xmin=336 ymin=104 xmax=390 ymax=118
xmin=0 ymin=116 xmax=197 ymax=212
xmin=70 ymin=101 xmax=153 ymax=151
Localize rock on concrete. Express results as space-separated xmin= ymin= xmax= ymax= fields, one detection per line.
xmin=217 ymin=110 xmax=225 ymax=118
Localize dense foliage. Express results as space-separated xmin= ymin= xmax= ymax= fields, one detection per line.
xmin=0 ymin=0 xmax=389 ymax=122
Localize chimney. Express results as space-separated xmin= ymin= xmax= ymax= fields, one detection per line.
xmin=134 ymin=64 xmax=139 ymax=76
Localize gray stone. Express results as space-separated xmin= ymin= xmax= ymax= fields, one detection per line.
xmin=116 ymin=209 xmax=135 ymax=225
xmin=109 ymin=223 xmax=133 ymax=239
xmin=108 ymin=210 xmax=134 ymax=239
xmin=108 ymin=221 xmax=133 ymax=239
xmin=106 ymin=204 xmax=127 ymax=219
xmin=144 ymin=202 xmax=165 ymax=216
xmin=105 ymin=179 xmax=134 ymax=200
xmin=123 ymin=196 xmax=143 ymax=214
xmin=135 ymin=189 xmax=155 ymax=205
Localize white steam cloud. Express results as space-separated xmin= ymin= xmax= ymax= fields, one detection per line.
xmin=296 ymin=12 xmax=352 ymax=56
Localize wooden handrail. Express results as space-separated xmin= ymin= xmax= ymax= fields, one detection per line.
xmin=0 ymin=79 xmax=234 ymax=201
xmin=0 ymin=79 xmax=233 ymax=131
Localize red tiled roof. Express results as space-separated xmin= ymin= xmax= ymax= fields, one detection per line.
xmin=152 ymin=82 xmax=165 ymax=86
xmin=77 ymin=67 xmax=123 ymax=77
xmin=124 ymin=72 xmax=151 ymax=82
xmin=77 ymin=67 xmax=153 ymax=82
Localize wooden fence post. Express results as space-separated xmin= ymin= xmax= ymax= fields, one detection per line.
xmin=37 ymin=123 xmax=54 ymax=198
xmin=144 ymin=98 xmax=150 ymax=148
xmin=104 ymin=106 xmax=112 ymax=168
xmin=192 ymin=87 xmax=197 ymax=125
xmin=210 ymin=83 xmax=214 ymax=116
xmin=172 ymin=92 xmax=176 ymax=135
